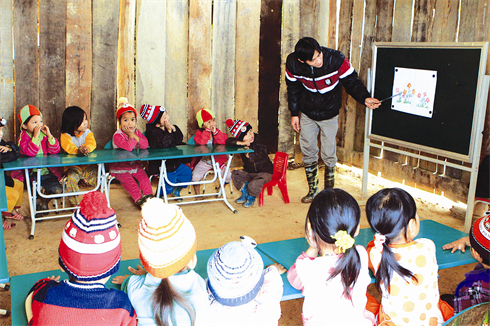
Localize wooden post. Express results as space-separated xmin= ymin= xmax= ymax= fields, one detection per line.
xmin=300 ymin=0 xmax=319 ymax=39
xmin=165 ymin=0 xmax=189 ymax=132
xmin=40 ymin=0 xmax=66 ymax=138
xmin=92 ymin=0 xmax=119 ymax=148
xmin=135 ymin=0 xmax=167 ymax=132
xmin=317 ymin=0 xmax=336 ymax=49
xmin=187 ymin=0 xmax=212 ymax=139
xmin=235 ymin=0 xmax=260 ymax=132
xmin=432 ymin=0 xmax=459 ymax=42
xmin=212 ymin=0 xmax=237 ymax=130
xmin=0 ymin=0 xmax=15 ymax=140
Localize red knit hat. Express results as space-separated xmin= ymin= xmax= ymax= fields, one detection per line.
xmin=226 ymin=119 xmax=252 ymax=141
xmin=18 ymin=105 xmax=42 ymax=125
xmin=140 ymin=104 xmax=166 ymax=125
xmin=469 ymin=212 xmax=490 ymax=264
xmin=196 ymin=108 xmax=214 ymax=128
xmin=58 ymin=191 xmax=121 ymax=281
xmin=116 ymin=97 xmax=137 ymax=120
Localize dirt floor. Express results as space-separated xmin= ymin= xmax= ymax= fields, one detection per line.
xmin=0 ymin=163 xmax=482 ymax=326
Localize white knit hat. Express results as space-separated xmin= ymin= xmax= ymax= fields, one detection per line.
xmin=138 ymin=198 xmax=197 ymax=279
xmin=207 ymin=241 xmax=264 ymax=306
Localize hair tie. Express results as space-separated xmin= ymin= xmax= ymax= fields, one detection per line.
xmin=331 ymin=230 xmax=355 ymax=253
xmin=374 ymin=233 xmax=386 ymax=251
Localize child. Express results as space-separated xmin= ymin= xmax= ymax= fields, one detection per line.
xmin=60 ymin=106 xmax=98 ymax=206
xmin=140 ymin=104 xmax=191 ymax=200
xmin=191 ymin=108 xmax=231 ymax=196
xmin=225 ymin=119 xmax=273 ymax=208
xmin=14 ymin=105 xmax=63 ymax=211
xmin=0 ymin=117 xmax=24 ymax=229
xmin=207 ymin=240 xmax=285 ymax=325
xmin=287 ymin=188 xmax=376 ymax=325
xmin=366 ymin=188 xmax=454 ymax=325
xmin=25 ymin=191 xmax=137 ymax=325
xmin=109 ymin=97 xmax=153 ymax=206
xmin=442 ymin=212 xmax=490 ymax=313
xmin=112 ymin=197 xmax=210 ymax=325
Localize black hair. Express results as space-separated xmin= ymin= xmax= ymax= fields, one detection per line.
xmin=365 ymin=188 xmax=418 ymax=294
xmin=294 ymin=37 xmax=322 ymax=62
xmin=306 ymin=188 xmax=361 ymax=300
xmin=61 ymin=106 xmax=86 ymax=136
xmin=152 ymin=278 xmax=196 ymax=326
xmin=22 ymin=115 xmax=34 ymax=127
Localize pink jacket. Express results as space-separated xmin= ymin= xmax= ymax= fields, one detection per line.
xmin=193 ymin=128 xmax=228 ymax=167
xmin=11 ymin=130 xmax=62 ymax=182
xmin=109 ymin=129 xmax=148 ymax=174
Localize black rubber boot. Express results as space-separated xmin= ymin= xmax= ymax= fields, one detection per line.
xmin=301 ymin=162 xmax=319 ymax=203
xmin=324 ymin=166 xmax=335 ymax=189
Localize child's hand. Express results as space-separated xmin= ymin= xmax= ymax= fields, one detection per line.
xmin=111 ymin=275 xmax=129 ymax=284
xmin=211 ymin=126 xmax=216 ymax=134
xmin=33 ymin=125 xmax=42 ymax=139
xmin=442 ymin=236 xmax=470 ymax=253
xmin=41 ymin=125 xmax=53 ymax=139
xmin=48 ymin=275 xmax=61 ymax=282
xmin=78 ymin=145 xmax=90 ymax=156
xmin=164 ymin=120 xmax=176 ymax=133
xmin=128 ymin=264 xmax=147 ymax=276
xmin=268 ymin=263 xmax=287 ymax=275
xmin=0 ymin=145 xmax=10 ymax=153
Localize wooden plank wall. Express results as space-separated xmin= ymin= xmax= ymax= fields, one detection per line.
xmin=1 ymin=0 xmax=489 ymax=197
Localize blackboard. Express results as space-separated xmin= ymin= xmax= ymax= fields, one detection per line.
xmin=370 ymin=44 xmax=487 ymax=159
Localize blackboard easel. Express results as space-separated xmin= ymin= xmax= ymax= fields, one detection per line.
xmin=362 ymin=42 xmax=489 ymax=232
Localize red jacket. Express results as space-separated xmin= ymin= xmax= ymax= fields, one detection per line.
xmin=193 ymin=128 xmax=228 ymax=167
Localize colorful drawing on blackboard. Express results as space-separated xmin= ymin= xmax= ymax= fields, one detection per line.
xmin=392 ymin=67 xmax=437 ymax=118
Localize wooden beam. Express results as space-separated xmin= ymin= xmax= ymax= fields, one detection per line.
xmin=236 ymin=0 xmax=260 ymax=132
xmin=92 ymin=0 xmax=119 ymax=148
xmin=165 ymin=0 xmax=188 ymax=132
xmin=300 ymin=0 xmax=319 ymax=39
xmin=393 ymin=0 xmax=414 ymax=42
xmin=412 ymin=0 xmax=436 ymax=42
xmin=0 ymin=0 xmax=15 ymax=140
xmin=278 ymin=0 xmax=299 ymax=155
xmin=135 ymin=0 xmax=167 ymax=132
xmin=317 ymin=0 xmax=336 ymax=49
xmin=432 ymin=0 xmax=459 ymax=42
xmin=40 ymin=0 xmax=66 ymax=138
xmin=212 ymin=0 xmax=237 ymax=128
xmin=375 ymin=0 xmax=394 ymax=42
xmin=187 ymin=0 xmax=212 ymax=138
xmin=13 ymin=0 xmax=39 ymax=133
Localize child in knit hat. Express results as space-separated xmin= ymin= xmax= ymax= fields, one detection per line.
xmin=225 ymin=119 xmax=274 ymax=208
xmin=112 ymin=198 xmax=210 ymax=325
xmin=15 ymin=104 xmax=63 ymax=212
xmin=25 ymin=191 xmax=137 ymax=325
xmin=109 ymin=97 xmax=153 ymax=207
xmin=140 ymin=104 xmax=192 ymax=201
xmin=207 ymin=240 xmax=286 ymax=325
xmin=191 ymin=108 xmax=231 ymax=196
xmin=442 ymin=212 xmax=490 ymax=313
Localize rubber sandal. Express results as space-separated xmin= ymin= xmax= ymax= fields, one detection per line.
xmin=9 ymin=212 xmax=25 ymax=221
xmin=2 ymin=220 xmax=15 ymax=230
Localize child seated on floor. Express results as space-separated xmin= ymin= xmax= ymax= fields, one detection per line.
xmin=60 ymin=106 xmax=98 ymax=207
xmin=109 ymin=97 xmax=153 ymax=207
xmin=441 ymin=212 xmax=490 ymax=314
xmin=225 ymin=119 xmax=273 ymax=208
xmin=140 ymin=104 xmax=191 ymax=200
xmin=366 ymin=188 xmax=454 ymax=325
xmin=0 ymin=117 xmax=24 ymax=230
xmin=191 ymin=108 xmax=231 ymax=196
xmin=13 ymin=105 xmax=63 ymax=212
xmin=25 ymin=191 xmax=137 ymax=325
xmin=287 ymin=188 xmax=377 ymax=325
xmin=207 ymin=239 xmax=286 ymax=325
xmin=112 ymin=197 xmax=210 ymax=325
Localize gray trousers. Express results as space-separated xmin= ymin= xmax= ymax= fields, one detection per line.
xmin=231 ymin=170 xmax=273 ymax=197
xmin=299 ymin=112 xmax=338 ymax=167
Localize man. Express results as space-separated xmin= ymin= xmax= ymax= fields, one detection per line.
xmin=286 ymin=37 xmax=380 ymax=203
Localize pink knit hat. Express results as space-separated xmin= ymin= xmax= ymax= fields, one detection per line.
xmin=58 ymin=191 xmax=121 ymax=281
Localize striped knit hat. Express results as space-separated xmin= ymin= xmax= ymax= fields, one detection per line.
xmin=140 ymin=104 xmax=166 ymax=125
xmin=116 ymin=97 xmax=137 ymax=120
xmin=58 ymin=191 xmax=121 ymax=281
xmin=469 ymin=212 xmax=490 ymax=265
xmin=18 ymin=105 xmax=42 ymax=125
xmin=226 ymin=119 xmax=252 ymax=141
xmin=139 ymin=198 xmax=197 ymax=279
xmin=207 ymin=241 xmax=265 ymax=306
xmin=196 ymin=108 xmax=214 ymax=128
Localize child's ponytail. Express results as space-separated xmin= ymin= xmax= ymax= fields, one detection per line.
xmin=152 ymin=278 xmax=196 ymax=326
xmin=307 ymin=189 xmax=362 ymax=301
xmin=366 ymin=188 xmax=417 ymax=294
